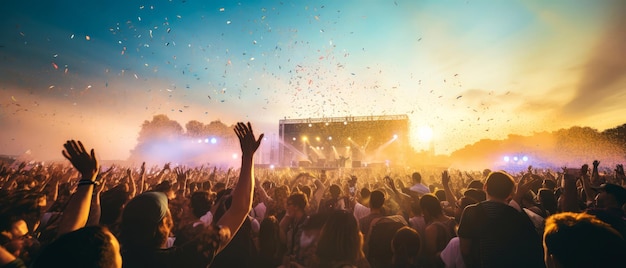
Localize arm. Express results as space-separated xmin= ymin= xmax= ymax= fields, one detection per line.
xmin=616 ymin=164 xmax=626 ymax=187
xmin=559 ymin=169 xmax=581 ymax=213
xmin=0 ymin=246 xmax=20 ymax=267
xmin=215 ymin=122 xmax=263 ymax=253
xmin=56 ymin=140 xmax=100 ymax=237
xmin=87 ymin=177 xmax=107 ymax=226
xmin=174 ymin=167 xmax=189 ymax=197
xmin=139 ymin=162 xmax=146 ymax=194
xmin=127 ymin=168 xmax=137 ymax=198
xmin=580 ymin=164 xmax=596 ymax=204
xmin=591 ymin=160 xmax=600 ymax=185
xmin=511 ymin=173 xmax=539 ymax=212
xmin=156 ymin=162 xmax=171 ymax=184
xmin=442 ymin=171 xmax=458 ymax=207
xmin=254 ymin=177 xmax=273 ymax=204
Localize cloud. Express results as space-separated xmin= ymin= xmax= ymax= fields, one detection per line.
xmin=561 ymin=0 xmax=626 ymax=118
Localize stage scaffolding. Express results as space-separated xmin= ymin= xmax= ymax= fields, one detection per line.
xmin=278 ymin=115 xmax=410 ymax=168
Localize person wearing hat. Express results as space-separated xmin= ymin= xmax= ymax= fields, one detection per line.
xmin=120 ymin=122 xmax=263 ymax=268
xmin=586 ymin=182 xmax=626 ymax=239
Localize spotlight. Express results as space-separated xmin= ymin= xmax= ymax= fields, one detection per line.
xmin=343 ymin=121 xmax=347 ymax=125
xmin=210 ymin=137 xmax=217 ymax=144
xmin=393 ymin=134 xmax=398 ymax=140
xmin=197 ymin=139 xmax=203 ymax=143
xmin=292 ymin=137 xmax=296 ymax=141
xmin=513 ymin=156 xmax=518 ymax=161
xmin=328 ymin=136 xmax=332 ymax=141
xmin=503 ymin=156 xmax=510 ymax=162
xmin=204 ymin=138 xmax=209 ymax=143
xmin=232 ymin=153 xmax=238 ymax=159
xmin=522 ymin=156 xmax=528 ymax=162
xmin=308 ymin=123 xmax=312 ymax=127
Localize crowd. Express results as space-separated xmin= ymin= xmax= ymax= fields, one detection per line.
xmin=1 ymin=121 xmax=626 ymax=268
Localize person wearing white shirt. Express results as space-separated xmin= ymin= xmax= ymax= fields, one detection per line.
xmin=409 ymin=172 xmax=430 ymax=196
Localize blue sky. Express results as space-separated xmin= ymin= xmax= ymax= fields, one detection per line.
xmin=1 ymin=0 xmax=625 ymax=161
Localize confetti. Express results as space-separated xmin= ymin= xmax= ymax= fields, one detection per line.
xmin=134 ymin=73 xmax=139 ymax=79
xmin=219 ymin=7 xmax=225 ymax=12
xmin=85 ymin=35 xmax=91 ymax=41
xmin=11 ymin=96 xmax=17 ymax=101
xmin=51 ymin=62 xmax=58 ymax=69
xmin=167 ymin=28 xmax=171 ymax=33
xmin=70 ymin=34 xmax=75 ymax=39
xmin=226 ymin=20 xmax=231 ymax=24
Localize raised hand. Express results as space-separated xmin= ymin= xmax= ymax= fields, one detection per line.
xmin=175 ymin=166 xmax=188 ymax=182
xmin=513 ymin=175 xmax=540 ymax=204
xmin=384 ymin=176 xmax=395 ymax=190
xmin=62 ymin=140 xmax=99 ymax=181
xmin=96 ymin=176 xmax=107 ymax=195
xmin=442 ymin=170 xmax=450 ymax=186
xmin=234 ymin=122 xmax=264 ymax=156
xmin=593 ymin=160 xmax=600 ymax=168
xmin=616 ymin=164 xmax=625 ymax=176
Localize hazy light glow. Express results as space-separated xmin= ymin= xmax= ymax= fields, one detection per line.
xmin=417 ymin=126 xmax=434 ymax=143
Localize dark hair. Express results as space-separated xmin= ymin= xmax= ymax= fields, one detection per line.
xmin=370 ymin=190 xmax=385 ymax=209
xmin=201 ymin=180 xmax=212 ymax=191
xmin=360 ymin=188 xmax=371 ymax=199
xmin=190 ymin=191 xmax=213 ymax=219
xmin=484 ymin=171 xmax=515 ymax=200
xmin=419 ymin=194 xmax=443 ymax=220
xmin=538 ymin=188 xmax=557 ymax=216
xmin=466 ymin=180 xmax=484 ymax=190
xmin=316 ymin=210 xmax=362 ymax=266
xmin=392 ymin=227 xmax=421 ymax=267
xmin=100 ymin=187 xmax=131 ymax=225
xmin=434 ymin=189 xmax=446 ymax=202
xmin=287 ymin=192 xmax=308 ymax=211
xmin=412 ymin=172 xmax=422 ymax=183
xmin=258 ymin=216 xmax=282 ymax=260
xmin=463 ymin=188 xmax=486 ymax=202
xmin=153 ymin=180 xmax=173 ymax=193
xmin=33 ymin=226 xmax=119 ymax=268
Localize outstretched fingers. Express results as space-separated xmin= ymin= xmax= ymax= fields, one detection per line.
xmin=234 ymin=122 xmax=264 ymax=153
